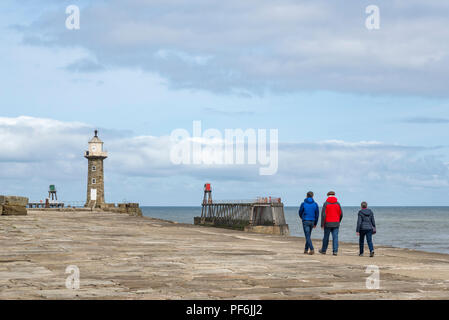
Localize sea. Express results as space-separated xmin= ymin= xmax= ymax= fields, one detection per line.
xmin=141 ymin=206 xmax=449 ymax=255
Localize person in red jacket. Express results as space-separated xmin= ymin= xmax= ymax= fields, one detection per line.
xmin=319 ymin=191 xmax=343 ymax=256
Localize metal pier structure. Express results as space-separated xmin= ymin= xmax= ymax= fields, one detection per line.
xmin=194 ymin=183 xmax=290 ymax=235
xmin=28 ymin=202 xmax=65 ymax=209
xmin=27 ymin=185 xmax=65 ymax=208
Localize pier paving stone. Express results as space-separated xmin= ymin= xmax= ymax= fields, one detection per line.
xmin=0 ymin=210 xmax=448 ymax=299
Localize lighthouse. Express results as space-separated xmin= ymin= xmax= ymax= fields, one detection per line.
xmin=84 ymin=130 xmax=108 ymax=207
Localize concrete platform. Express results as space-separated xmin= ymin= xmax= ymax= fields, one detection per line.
xmin=1 ymin=210 xmax=448 ymax=299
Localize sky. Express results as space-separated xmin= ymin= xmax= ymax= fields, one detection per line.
xmin=1 ymin=0 xmax=449 ymax=206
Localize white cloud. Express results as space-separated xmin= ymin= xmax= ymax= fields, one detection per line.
xmin=16 ymin=0 xmax=449 ymax=96
xmin=1 ymin=116 xmax=448 ymax=205
xmin=0 ymin=116 xmax=89 ymax=162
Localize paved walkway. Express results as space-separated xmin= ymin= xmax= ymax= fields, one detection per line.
xmin=1 ymin=210 xmax=448 ymax=299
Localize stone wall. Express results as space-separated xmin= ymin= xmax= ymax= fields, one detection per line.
xmin=272 ymin=205 xmax=287 ymax=225
xmin=124 ymin=203 xmax=143 ymax=217
xmin=85 ymin=158 xmax=105 ymax=206
xmin=101 ymin=203 xmax=143 ymax=217
xmin=0 ymin=196 xmax=28 ymax=216
xmin=252 ymin=204 xmax=287 ymax=226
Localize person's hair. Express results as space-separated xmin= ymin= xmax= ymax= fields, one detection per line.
xmin=361 ymin=201 xmax=368 ymax=209
xmin=307 ymin=191 xmax=314 ymax=198
xmin=327 ymin=191 xmax=335 ymax=196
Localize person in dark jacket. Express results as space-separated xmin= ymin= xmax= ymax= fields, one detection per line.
xmin=356 ymin=201 xmax=376 ymax=257
xmin=298 ymin=191 xmax=320 ymax=255
xmin=319 ymin=191 xmax=343 ymax=256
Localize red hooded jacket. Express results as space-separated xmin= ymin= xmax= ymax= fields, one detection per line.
xmin=321 ymin=196 xmax=343 ymax=228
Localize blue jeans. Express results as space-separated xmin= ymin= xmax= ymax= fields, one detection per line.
xmin=359 ymin=230 xmax=374 ymax=254
xmin=321 ymin=227 xmax=339 ymax=253
xmin=302 ymin=221 xmax=315 ymax=251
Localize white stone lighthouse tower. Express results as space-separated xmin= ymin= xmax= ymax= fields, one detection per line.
xmin=84 ymin=130 xmax=108 ymax=207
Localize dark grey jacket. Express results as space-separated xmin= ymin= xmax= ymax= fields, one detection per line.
xmin=356 ymin=208 xmax=376 ymax=232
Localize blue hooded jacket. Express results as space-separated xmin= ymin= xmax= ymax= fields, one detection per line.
xmin=299 ymin=197 xmax=319 ymax=226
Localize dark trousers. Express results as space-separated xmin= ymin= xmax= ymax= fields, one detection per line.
xmin=321 ymin=227 xmax=339 ymax=253
xmin=302 ymin=220 xmax=315 ymax=251
xmin=359 ymin=230 xmax=374 ymax=254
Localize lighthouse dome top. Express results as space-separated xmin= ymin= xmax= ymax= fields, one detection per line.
xmin=89 ymin=130 xmax=103 ymax=144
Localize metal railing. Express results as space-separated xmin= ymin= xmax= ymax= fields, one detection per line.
xmin=62 ymin=201 xmax=86 ymax=208
xmin=203 ymin=197 xmax=282 ymax=205
xmin=28 ymin=200 xmax=86 ymax=208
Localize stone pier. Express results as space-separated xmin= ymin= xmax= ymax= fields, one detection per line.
xmin=0 ymin=210 xmax=448 ymax=299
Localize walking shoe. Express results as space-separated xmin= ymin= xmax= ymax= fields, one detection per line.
xmin=304 ymin=249 xmax=308 ymax=254
xmin=359 ymin=253 xmax=364 ymax=257
xmin=309 ymin=250 xmax=315 ymax=255
xmin=333 ymin=252 xmax=338 ymax=256
xmin=370 ymin=251 xmax=375 ymax=257
xmin=318 ymin=249 xmax=326 ymax=255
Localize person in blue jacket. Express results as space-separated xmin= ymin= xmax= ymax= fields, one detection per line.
xmin=299 ymin=191 xmax=320 ymax=255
